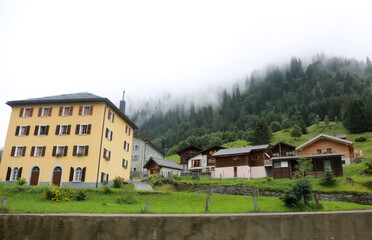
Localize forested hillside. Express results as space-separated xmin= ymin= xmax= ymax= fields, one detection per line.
xmin=131 ymin=56 xmax=372 ymax=155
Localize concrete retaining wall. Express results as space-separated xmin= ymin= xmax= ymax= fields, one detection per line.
xmin=1 ymin=211 xmax=372 ymax=240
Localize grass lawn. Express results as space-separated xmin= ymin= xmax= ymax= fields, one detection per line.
xmin=165 ymin=154 xmax=180 ymax=164
xmin=0 ymin=184 xmax=370 ymax=214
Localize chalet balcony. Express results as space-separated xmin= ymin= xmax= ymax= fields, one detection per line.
xmin=264 ymin=159 xmax=272 ymax=166
xmin=272 ymin=151 xmax=299 ymax=157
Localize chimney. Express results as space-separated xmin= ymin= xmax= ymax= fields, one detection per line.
xmin=120 ymin=91 xmax=126 ymax=114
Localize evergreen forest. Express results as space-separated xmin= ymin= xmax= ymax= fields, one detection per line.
xmin=130 ymin=56 xmax=372 ymax=156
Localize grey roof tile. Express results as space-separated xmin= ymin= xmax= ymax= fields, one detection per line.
xmin=212 ymin=144 xmax=269 ymax=157
xmin=144 ymin=157 xmax=183 ymax=170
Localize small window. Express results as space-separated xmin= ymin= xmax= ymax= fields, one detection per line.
xmin=132 ymin=155 xmax=138 ymax=161
xmin=11 ymin=167 xmax=19 ymax=181
xmin=317 ymin=149 xmax=321 ymax=154
xmin=35 ymin=125 xmax=49 ymax=136
xmin=134 ymin=145 xmax=139 ymax=150
xmin=74 ymin=167 xmax=82 ymax=182
xmin=108 ymin=110 xmax=114 ymax=122
xmin=82 ymin=106 xmax=91 ymax=116
xmin=16 ymin=126 xmax=30 ymax=136
xmin=23 ymin=108 xmax=33 ymax=117
xmin=122 ymin=159 xmax=128 ymax=168
xmin=40 ymin=107 xmax=51 ymax=117
xmin=13 ymin=146 xmax=26 ymax=157
xmin=327 ymin=148 xmax=332 ymax=153
xmin=101 ymin=172 xmax=108 ymax=182
xmin=126 ymin=125 xmax=131 ymax=136
xmin=59 ymin=125 xmax=70 ymax=135
xmin=133 ymin=168 xmax=137 ymax=172
xmin=342 ymin=160 xmax=346 ymax=164
xmin=56 ymin=146 xmax=66 ymax=157
xmin=33 ymin=146 xmax=44 ymax=157
xmin=274 ymin=162 xmax=281 ymax=168
xmin=105 ymin=128 xmax=113 ymax=141
xmin=103 ymin=148 xmax=111 ymax=160
xmin=79 ymin=124 xmax=90 ymax=135
xmin=124 ymin=141 xmax=130 ymax=151
xmin=75 ymin=145 xmax=88 ymax=157
xmin=62 ymin=106 xmax=72 ymax=116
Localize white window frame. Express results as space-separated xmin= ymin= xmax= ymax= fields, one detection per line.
xmin=11 ymin=167 xmax=19 ymax=181
xmin=106 ymin=128 xmax=113 ymax=140
xmin=62 ymin=106 xmax=72 ymax=116
xmin=123 ymin=159 xmax=128 ymax=168
xmin=102 ymin=172 xmax=108 ymax=182
xmin=274 ymin=161 xmax=288 ymax=168
xmin=124 ymin=141 xmax=129 ymax=151
xmin=41 ymin=107 xmax=51 ymax=117
xmin=77 ymin=145 xmax=86 ymax=156
xmin=126 ymin=125 xmax=130 ymax=135
xmin=18 ymin=126 xmax=28 ymax=136
xmin=34 ymin=146 xmax=44 ymax=157
xmin=23 ymin=108 xmax=32 ymax=117
xmin=104 ymin=148 xmax=110 ymax=160
xmin=79 ymin=124 xmax=89 ymax=135
xmin=56 ymin=146 xmax=65 ymax=157
xmin=108 ymin=111 xmax=114 ymax=122
xmin=59 ymin=124 xmax=69 ymax=135
xmin=37 ymin=125 xmax=48 ymax=136
xmin=74 ymin=167 xmax=82 ymax=182
xmin=15 ymin=146 xmax=25 ymax=157
xmin=82 ymin=105 xmax=91 ymax=116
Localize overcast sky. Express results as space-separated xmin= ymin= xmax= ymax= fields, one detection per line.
xmin=1 ymin=0 xmax=372 ymax=147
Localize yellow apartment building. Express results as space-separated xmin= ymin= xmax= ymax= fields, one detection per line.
xmin=0 ymin=92 xmax=137 ymax=188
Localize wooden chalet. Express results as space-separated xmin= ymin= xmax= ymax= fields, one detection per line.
xmin=176 ymin=145 xmax=202 ymax=172
xmin=186 ymin=146 xmax=226 ymax=172
xmin=212 ymin=145 xmax=273 ymax=179
xmin=143 ymin=157 xmax=183 ymax=177
xmin=271 ymin=142 xmax=297 ymax=157
xmin=272 ymin=153 xmax=344 ymax=179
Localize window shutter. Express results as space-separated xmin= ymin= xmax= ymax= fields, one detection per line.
xmin=129 ymin=128 xmax=131 ymax=136
xmin=45 ymin=125 xmax=49 ymax=135
xmin=64 ymin=146 xmax=68 ymax=156
xmin=31 ymin=146 xmax=35 ymax=156
xmin=69 ymin=167 xmax=74 ymax=182
xmin=34 ymin=126 xmax=39 ymax=135
xmin=38 ymin=107 xmax=42 ymax=117
xmin=85 ymin=145 xmax=89 ymax=156
xmin=75 ymin=124 xmax=80 ymax=135
xmin=15 ymin=126 xmax=20 ymax=136
xmin=18 ymin=167 xmax=23 ymax=179
xmin=112 ymin=113 xmax=114 ymax=122
xmin=49 ymin=107 xmax=53 ymax=116
xmin=22 ymin=147 xmax=26 ymax=156
xmin=103 ymin=149 xmax=106 ymax=158
xmin=81 ymin=167 xmax=86 ymax=182
xmin=105 ymin=128 xmax=108 ymax=138
xmin=30 ymin=108 xmax=34 ymax=117
xmin=90 ymin=105 xmax=93 ymax=115
xmin=73 ymin=146 xmax=77 ymax=156
xmin=79 ymin=106 xmax=83 ymax=116
xmin=110 ymin=131 xmax=113 ymax=141
xmin=55 ymin=125 xmax=60 ymax=135
xmin=59 ymin=107 xmax=63 ymax=116
xmin=26 ymin=126 xmax=30 ymax=135
xmin=42 ymin=146 xmax=46 ymax=156
xmin=107 ymin=174 xmax=109 ymax=181
xmin=70 ymin=106 xmax=73 ymax=115
xmin=87 ymin=124 xmax=91 ymax=134
xmin=108 ymin=151 xmax=111 ymax=160
xmin=52 ymin=146 xmax=56 ymax=156
xmin=108 ymin=110 xmax=111 ymax=120
xmin=67 ymin=125 xmax=71 ymax=135
xmin=19 ymin=108 xmax=24 ymax=117
xmin=6 ymin=167 xmax=11 ymax=181
xmin=101 ymin=172 xmax=104 ymax=182
xmin=11 ymin=147 xmax=15 ymax=156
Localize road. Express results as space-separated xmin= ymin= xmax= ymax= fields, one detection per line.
xmin=131 ymin=179 xmax=155 ymax=191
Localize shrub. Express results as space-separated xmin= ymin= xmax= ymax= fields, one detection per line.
xmin=173 ymin=174 xmax=181 ymax=181
xmin=75 ymin=190 xmax=87 ymax=201
xmin=355 ymin=137 xmax=366 ymax=142
xmin=280 ymin=179 xmax=313 ymax=210
xmin=362 ymin=181 xmax=372 ymax=190
xmin=16 ymin=178 xmax=27 ymax=186
xmin=113 ymin=177 xmax=123 ymax=188
xmin=116 ymin=184 xmax=138 ymax=204
xmin=102 ymin=186 xmax=113 ymax=194
xmin=362 ymin=159 xmax=372 ymax=175
xmin=7 ymin=185 xmax=27 ymax=193
xmin=319 ymin=170 xmax=337 ymax=187
xmin=43 ymin=187 xmax=74 ymax=202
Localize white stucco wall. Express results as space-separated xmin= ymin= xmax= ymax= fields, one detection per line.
xmin=342 ymin=157 xmax=351 ymax=165
xmin=188 ymin=153 xmax=202 ymax=169
xmin=160 ymin=167 xmax=181 ymax=177
xmin=250 ymin=166 xmax=267 ymax=178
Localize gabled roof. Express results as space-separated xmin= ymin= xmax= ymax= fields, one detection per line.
xmin=6 ymin=92 xmax=137 ymax=129
xmin=296 ymin=134 xmax=353 ymax=151
xmin=271 ymin=142 xmax=296 ymax=149
xmin=212 ymin=145 xmax=269 ymax=157
xmin=176 ymin=145 xmax=202 ymax=155
xmin=143 ymin=157 xmax=183 ymax=170
xmin=272 ymin=152 xmax=345 ymax=161
xmin=134 ymin=134 xmax=165 ymax=156
xmin=186 ymin=145 xmax=226 ymax=160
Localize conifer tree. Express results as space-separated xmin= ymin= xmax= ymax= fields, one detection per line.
xmin=251 ymin=118 xmax=272 ymax=145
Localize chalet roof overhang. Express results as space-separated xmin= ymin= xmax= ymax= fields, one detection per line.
xmin=186 ymin=145 xmax=226 ymax=160
xmin=143 ymin=157 xmax=183 ymax=170
xmin=272 ymin=153 xmax=345 ymax=162
xmin=133 ymin=134 xmax=165 ymax=156
xmin=6 ymin=92 xmax=137 ymax=129
xmin=296 ymin=134 xmax=352 ymax=151
xmin=176 ymin=145 xmax=203 ymax=155
xmin=272 ymin=142 xmax=297 ymax=149
xmin=212 ymin=144 xmax=270 ymax=157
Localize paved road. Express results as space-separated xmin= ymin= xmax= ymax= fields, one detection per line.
xmin=132 ymin=179 xmax=155 ymax=191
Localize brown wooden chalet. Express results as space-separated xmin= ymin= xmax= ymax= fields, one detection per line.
xmin=212 ymin=145 xmax=273 ymax=178
xmin=143 ymin=157 xmax=183 ymax=176
xmin=186 ymin=145 xmax=226 ymax=172
xmin=271 ymin=142 xmax=297 ymax=157
xmin=272 ymin=153 xmax=344 ymax=179
xmin=177 ymin=145 xmax=202 ymax=171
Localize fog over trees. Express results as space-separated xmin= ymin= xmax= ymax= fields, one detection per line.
xmin=129 ymin=55 xmax=372 ymax=154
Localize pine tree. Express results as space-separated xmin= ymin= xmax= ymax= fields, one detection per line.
xmin=324 ymin=115 xmax=330 ymax=126
xmin=251 ymin=118 xmax=272 ymax=145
